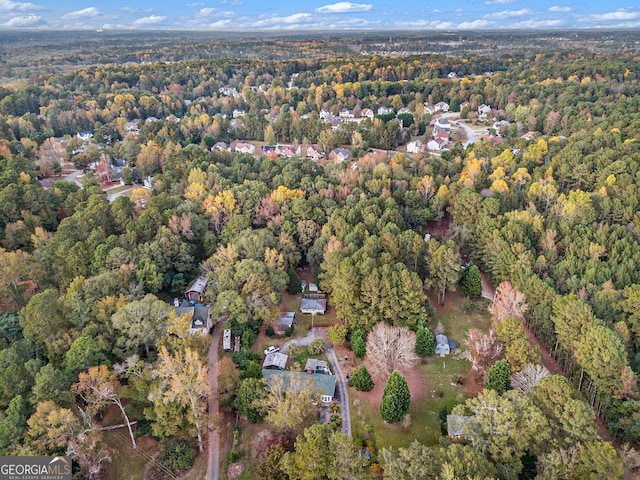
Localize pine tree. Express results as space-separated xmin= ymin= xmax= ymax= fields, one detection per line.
xmin=415 ymin=325 xmax=435 ymax=357
xmin=351 ymin=330 xmax=366 ymax=358
xmin=460 ymin=263 xmax=482 ymax=299
xmin=286 ymin=267 xmax=302 ymax=295
xmin=380 ymin=371 xmax=410 ymax=422
xmin=487 ymin=360 xmax=511 ymax=394
xmin=348 ymin=365 xmax=374 ymax=392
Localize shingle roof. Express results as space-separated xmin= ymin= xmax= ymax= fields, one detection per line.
xmin=262 ymin=370 xmax=336 ymax=398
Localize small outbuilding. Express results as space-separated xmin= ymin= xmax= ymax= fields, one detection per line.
xmin=435 ymin=334 xmax=450 ymax=356
xmin=304 ymin=358 xmax=330 ymax=375
xmin=447 ymin=414 xmax=472 ymax=439
xmin=223 ymin=329 xmax=231 ymax=351
xmin=185 ymin=276 xmax=208 ymax=303
xmin=263 ymin=352 xmax=288 ymax=370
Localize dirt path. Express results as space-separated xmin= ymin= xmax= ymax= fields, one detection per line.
xmin=207 ymin=323 xmax=222 ymax=480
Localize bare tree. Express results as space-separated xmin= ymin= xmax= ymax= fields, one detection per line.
xmin=488 ymin=281 xmax=528 ymax=325
xmin=73 ymin=365 xmax=137 ymax=449
xmin=365 ymin=323 xmax=418 ymax=377
xmin=461 ymin=329 xmax=502 ymax=375
xmin=511 ymin=364 xmax=550 ymax=395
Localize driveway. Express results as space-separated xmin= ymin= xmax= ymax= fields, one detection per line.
xmin=207 ymin=323 xmax=222 ymax=480
xmin=324 ymin=343 xmax=352 ymax=437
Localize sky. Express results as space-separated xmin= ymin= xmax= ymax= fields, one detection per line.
xmin=1 ymin=0 xmax=639 ymax=30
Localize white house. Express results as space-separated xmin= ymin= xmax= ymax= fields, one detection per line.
xmin=406 ymin=139 xmax=425 ymax=154
xmin=360 ymin=108 xmax=374 ymax=120
xmin=435 ymin=334 xmax=450 ymax=356
xmin=235 ymin=142 xmax=255 ymax=155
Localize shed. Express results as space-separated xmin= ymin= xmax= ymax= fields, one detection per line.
xmin=447 ymin=414 xmax=472 ymax=439
xmin=308 ymin=283 xmax=319 ymax=293
xmin=305 ymin=358 xmax=330 ymax=375
xmin=185 ymin=276 xmax=208 ymax=303
xmin=278 ymin=312 xmax=296 ymax=329
xmin=263 ymin=352 xmax=288 ymax=370
xmin=448 ymin=338 xmax=457 ymax=354
xmin=435 ymin=334 xmax=450 ymax=356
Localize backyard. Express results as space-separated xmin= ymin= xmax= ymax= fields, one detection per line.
xmin=347 ymin=291 xmax=492 ymax=450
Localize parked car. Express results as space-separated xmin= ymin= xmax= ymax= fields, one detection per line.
xmin=264 ymin=346 xmax=280 ymax=355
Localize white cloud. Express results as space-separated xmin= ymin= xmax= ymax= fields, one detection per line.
xmin=3 ymin=13 xmax=42 ymax=26
xmin=485 ymin=0 xmax=516 ymax=4
xmin=395 ymin=19 xmax=455 ymax=29
xmin=456 ymin=19 xmax=494 ymax=28
xmin=132 ymin=15 xmax=167 ymax=26
xmin=512 ymin=18 xmax=567 ymax=28
xmin=316 ymin=2 xmax=373 ymax=13
xmin=484 ymin=9 xmax=533 ymax=19
xmin=209 ymin=19 xmax=232 ymax=28
xmin=582 ymin=10 xmax=640 ymax=22
xmin=220 ymin=0 xmax=243 ymax=4
xmin=253 ymin=13 xmax=312 ymax=27
xmin=0 ymin=0 xmax=41 ymax=11
xmin=185 ymin=2 xmax=204 ymax=6
xmin=62 ymin=7 xmax=102 ymax=20
xmin=199 ymin=7 xmax=216 ymax=15
xmin=548 ymin=6 xmax=571 ymax=12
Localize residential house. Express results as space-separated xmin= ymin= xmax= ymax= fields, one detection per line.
xmin=175 ymin=304 xmax=212 ymax=336
xmin=427 ymin=138 xmax=447 ymax=151
xmin=263 ymin=352 xmax=288 ymax=370
xmin=233 ymin=109 xmax=246 ymax=118
xmin=185 ymin=276 xmax=208 ymax=303
xmin=319 ymin=109 xmax=334 ymax=121
xmin=262 ymin=369 xmax=337 ymax=403
xmin=446 ymin=415 xmax=472 ymax=439
xmin=521 ymin=131 xmax=536 ymax=141
xmin=424 ymin=104 xmax=436 ymax=115
xmin=447 ymin=72 xmax=458 ymax=78
xmin=235 ymin=142 xmax=255 ymax=155
xmin=493 ymin=120 xmax=510 ymax=135
xmin=212 ymin=142 xmax=231 ymax=152
xmin=435 ymin=334 xmax=451 ymax=356
xmin=300 ymin=294 xmax=327 ymax=315
xmin=306 ymin=145 xmax=323 ymax=161
xmin=275 ymin=144 xmax=301 ymax=158
xmin=277 ymin=312 xmax=296 ymax=333
xmin=478 ymin=104 xmax=491 ymax=119
xmin=397 ymin=107 xmax=410 ymax=115
xmin=124 ymin=120 xmax=139 ymax=136
xmin=328 ymin=148 xmax=350 ymax=163
xmin=435 ymin=101 xmax=450 ymax=112
xmin=360 ymin=108 xmax=374 ymax=120
xmin=406 ymin=139 xmax=425 ymax=154
xmin=434 ymin=117 xmax=452 ymax=132
xmin=377 ymin=106 xmax=394 ymax=115
xmin=77 ymin=131 xmax=93 ymax=142
xmin=339 ymin=108 xmax=354 ymax=119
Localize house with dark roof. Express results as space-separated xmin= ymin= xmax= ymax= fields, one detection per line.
xmin=262 ymin=369 xmax=337 ymax=403
xmin=278 ymin=312 xmax=296 ymax=331
xmin=435 ymin=334 xmax=450 ymax=356
xmin=175 ymin=304 xmax=211 ymax=336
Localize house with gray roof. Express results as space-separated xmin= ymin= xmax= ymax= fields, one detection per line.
xmin=263 ymin=352 xmax=288 ymax=370
xmin=262 ymin=369 xmax=337 ymax=403
xmin=300 ymin=294 xmax=327 ymax=315
xmin=185 ymin=276 xmax=208 ymax=303
xmin=175 ymin=304 xmax=211 ymax=336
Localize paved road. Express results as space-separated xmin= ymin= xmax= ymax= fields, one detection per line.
xmin=324 ymin=342 xmax=352 ymax=437
xmin=207 ymin=323 xmax=222 ymax=480
xmin=441 ymin=112 xmax=477 ymax=147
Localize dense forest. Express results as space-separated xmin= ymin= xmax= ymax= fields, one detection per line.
xmin=1 ymin=31 xmax=640 ymax=479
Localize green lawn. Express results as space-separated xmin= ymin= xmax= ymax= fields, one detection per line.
xmin=349 ymin=293 xmax=493 ymax=451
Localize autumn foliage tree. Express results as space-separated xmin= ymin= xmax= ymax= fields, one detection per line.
xmin=488 ymin=281 xmax=529 ymax=325
xmin=151 ymin=346 xmax=209 ymax=452
xmin=463 ymin=329 xmax=503 ymax=377
xmin=73 ymin=365 xmax=137 ymax=449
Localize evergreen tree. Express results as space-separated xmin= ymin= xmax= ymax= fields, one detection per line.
xmin=415 ymin=325 xmax=435 ymax=357
xmin=460 ymin=263 xmax=482 ymax=299
xmin=351 ymin=330 xmax=366 ymax=358
xmin=348 ymin=365 xmax=374 ymax=392
xmin=380 ymin=370 xmax=410 ymax=423
xmin=286 ymin=267 xmax=302 ymax=295
xmin=487 ymin=360 xmax=511 ymax=394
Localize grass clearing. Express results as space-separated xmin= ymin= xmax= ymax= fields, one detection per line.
xmin=349 ymin=291 xmax=492 ymax=451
